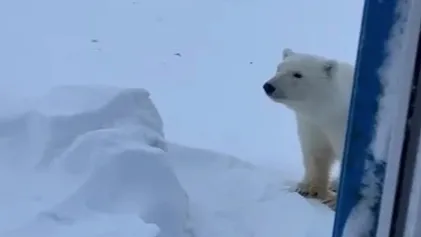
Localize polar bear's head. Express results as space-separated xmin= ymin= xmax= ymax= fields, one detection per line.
xmin=263 ymin=48 xmax=339 ymax=112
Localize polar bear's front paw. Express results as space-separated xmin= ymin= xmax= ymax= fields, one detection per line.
xmin=295 ymin=182 xmax=326 ymax=198
xmin=295 ymin=182 xmax=337 ymax=210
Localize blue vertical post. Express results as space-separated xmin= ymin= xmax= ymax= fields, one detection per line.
xmin=332 ymin=0 xmax=399 ymax=236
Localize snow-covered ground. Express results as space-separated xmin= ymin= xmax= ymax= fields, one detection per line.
xmin=0 ymin=86 xmax=334 ymax=237
xmin=0 ymin=0 xmax=364 ymax=236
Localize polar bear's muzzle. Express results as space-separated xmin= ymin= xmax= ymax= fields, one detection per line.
xmin=263 ymin=82 xmax=276 ymax=95
xmin=263 ymin=82 xmax=286 ymax=100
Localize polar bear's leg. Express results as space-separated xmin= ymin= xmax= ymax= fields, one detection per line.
xmin=295 ymin=117 xmax=336 ymax=209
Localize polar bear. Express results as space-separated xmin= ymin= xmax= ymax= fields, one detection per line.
xmin=262 ymin=48 xmax=355 ymax=210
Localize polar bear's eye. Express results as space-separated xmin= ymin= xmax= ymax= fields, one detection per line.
xmin=292 ymin=72 xmax=303 ymax=79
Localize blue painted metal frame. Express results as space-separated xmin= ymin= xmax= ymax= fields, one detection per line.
xmin=332 ymin=0 xmax=399 ymax=236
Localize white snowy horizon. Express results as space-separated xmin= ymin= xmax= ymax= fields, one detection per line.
xmin=0 ymin=0 xmax=365 ymax=236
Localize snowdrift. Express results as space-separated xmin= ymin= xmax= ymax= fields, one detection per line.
xmin=0 ymin=85 xmax=335 ymax=237
xmin=0 ymin=86 xmax=190 ymax=237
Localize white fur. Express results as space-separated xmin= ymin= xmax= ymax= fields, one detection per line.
xmin=263 ymin=48 xmax=355 ymax=209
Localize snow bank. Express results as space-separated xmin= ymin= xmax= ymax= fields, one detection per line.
xmin=0 ymin=85 xmax=165 ymax=169
xmin=0 ymin=85 xmax=190 ymax=237
xmin=46 ymin=148 xmax=190 ymax=237
xmin=0 ymin=84 xmax=335 ymax=237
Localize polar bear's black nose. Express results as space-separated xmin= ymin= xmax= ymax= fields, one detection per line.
xmin=263 ymin=83 xmax=276 ymax=95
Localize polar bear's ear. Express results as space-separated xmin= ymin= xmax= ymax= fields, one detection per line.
xmin=282 ymin=48 xmax=294 ymax=59
xmin=323 ymin=60 xmax=338 ymax=78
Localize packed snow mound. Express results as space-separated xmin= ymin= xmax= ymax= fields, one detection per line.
xmin=0 ymin=85 xmax=166 ymax=168
xmin=0 ymin=85 xmax=335 ymax=237
xmin=49 ymin=148 xmax=190 ymax=237
xmin=0 ymin=85 xmax=190 ymax=237
xmin=3 ymin=148 xmax=190 ymax=237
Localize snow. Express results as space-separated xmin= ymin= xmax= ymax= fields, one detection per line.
xmin=0 ymin=0 xmax=365 ymax=236
xmin=371 ymin=0 xmax=413 ymax=163
xmin=0 ymin=86 xmax=337 ymax=237
xmin=0 ymin=87 xmax=187 ymax=237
